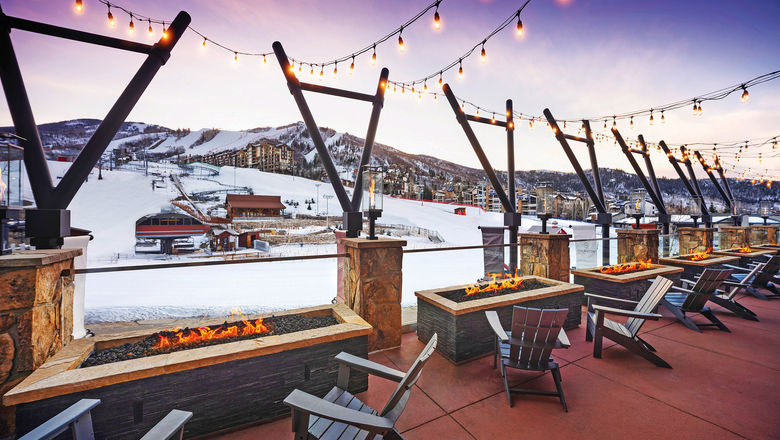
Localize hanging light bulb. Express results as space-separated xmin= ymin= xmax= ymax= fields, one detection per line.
xmin=349 ymin=56 xmax=355 ymax=74
xmin=233 ymin=52 xmax=238 ymax=64
xmin=147 ymin=19 xmax=153 ymax=36
xmin=530 ymin=119 xmax=534 ymax=130
xmin=412 ymin=85 xmax=415 ymax=93
xmin=202 ymin=38 xmax=207 ymax=48
xmin=320 ymin=65 xmax=324 ymax=79
xmin=516 ymin=12 xmax=523 ymax=36
xmin=107 ymin=5 xmax=115 ymax=26
xmin=630 ymin=116 xmax=634 ymax=128
xmin=458 ymin=59 xmax=463 ymax=79
xmin=418 ymin=92 xmax=423 ymax=102
xmin=424 ymin=81 xmax=428 ymax=91
xmin=402 ymin=85 xmax=405 ymax=94
xmin=612 ymin=116 xmax=616 ymax=127
xmin=461 ymin=100 xmax=465 ymax=111
xmin=434 ymin=5 xmax=441 ymax=29
xmin=128 ymin=15 xmax=135 ymax=33
xmin=398 ymin=27 xmax=405 ymax=51
xmin=740 ymin=85 xmax=750 ymax=103
xmin=371 ymin=45 xmax=377 ymax=65
xmin=480 ymin=43 xmax=487 ymax=63
xmin=333 ymin=62 xmax=338 ymax=77
xmin=298 ymin=63 xmax=302 ymax=73
xmin=661 ymin=110 xmax=665 ymax=123
xmin=692 ymin=101 xmax=697 ymax=115
xmin=438 ymin=72 xmax=443 ymax=88
xmin=434 ymin=93 xmax=438 ymax=100
xmin=74 ymin=0 xmax=83 ymax=13
xmin=264 ymin=55 xmax=267 ymax=64
xmin=393 ymin=83 xmax=397 ymax=93
xmin=603 ymin=120 xmax=607 ymax=129
xmin=161 ymin=22 xmax=168 ymax=39
xmin=649 ymin=110 xmax=654 ymax=125
xmin=289 ymin=60 xmax=295 ymax=73
xmin=491 ymin=113 xmax=496 ymax=124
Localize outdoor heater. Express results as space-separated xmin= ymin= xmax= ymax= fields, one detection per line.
xmin=688 ymin=195 xmax=703 ymax=228
xmin=537 ymin=193 xmax=553 ymax=234
xmin=628 ymin=189 xmax=646 ymax=228
xmin=759 ymin=200 xmax=772 ymax=225
xmin=362 ymin=165 xmax=383 ymax=240
xmin=731 ymin=200 xmax=743 ymax=226
xmin=0 ymin=140 xmax=23 ymax=255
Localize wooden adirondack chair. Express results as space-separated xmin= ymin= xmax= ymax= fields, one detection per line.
xmin=585 ymin=276 xmax=674 ymax=368
xmin=708 ymin=264 xmax=761 ymax=321
xmin=485 ymin=307 xmax=570 ymax=411
xmin=723 ymin=255 xmax=780 ymax=300
xmin=660 ymin=269 xmax=732 ymax=332
xmin=19 ymin=399 xmax=192 ymax=440
xmin=283 ymin=334 xmax=437 ymax=440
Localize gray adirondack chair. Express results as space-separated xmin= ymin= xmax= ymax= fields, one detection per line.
xmin=708 ymin=264 xmax=761 ymax=321
xmin=661 ymin=269 xmax=732 ymax=332
xmin=585 ymin=276 xmax=674 ymax=368
xmin=283 ymin=334 xmax=437 ymax=440
xmin=19 ymin=399 xmax=192 ymax=440
xmin=486 ymin=307 xmax=570 ymax=411
xmin=723 ymin=255 xmax=780 ymax=300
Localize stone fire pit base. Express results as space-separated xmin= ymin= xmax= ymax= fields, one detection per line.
xmin=659 ymin=255 xmax=740 ymax=280
xmin=571 ymin=264 xmax=682 ymax=307
xmin=5 ymin=304 xmax=371 ymax=439
xmin=415 ymin=276 xmax=583 ymax=364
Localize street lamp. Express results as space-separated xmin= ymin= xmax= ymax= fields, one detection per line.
xmin=323 ymin=194 xmax=334 ymax=230
xmin=628 ymin=189 xmax=646 ymax=228
xmin=731 ymin=200 xmax=742 ymax=226
xmin=688 ymin=195 xmax=703 ymax=228
xmin=0 ymin=141 xmax=23 ymax=255
xmin=361 ymin=166 xmax=384 ymax=240
xmin=759 ymin=200 xmax=772 ymax=225
xmin=537 ymin=193 xmax=553 ymax=234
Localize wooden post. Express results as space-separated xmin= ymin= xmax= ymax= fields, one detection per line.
xmin=341 ymin=238 xmax=406 ymax=351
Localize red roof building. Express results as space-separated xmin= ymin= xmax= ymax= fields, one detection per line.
xmin=225 ymin=194 xmax=286 ymax=219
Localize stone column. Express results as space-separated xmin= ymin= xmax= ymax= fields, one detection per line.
xmin=719 ymin=226 xmax=750 ymax=250
xmin=617 ymin=228 xmax=659 ymax=263
xmin=518 ymin=233 xmax=570 ymax=282
xmin=0 ymin=249 xmax=80 ymax=437
xmin=677 ymin=227 xmax=714 ymax=255
xmin=342 ymin=238 xmax=405 ymax=351
xmin=750 ymin=225 xmax=778 ymax=246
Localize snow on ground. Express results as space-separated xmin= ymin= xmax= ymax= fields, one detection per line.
xmin=25 ymin=161 xmax=609 ymax=323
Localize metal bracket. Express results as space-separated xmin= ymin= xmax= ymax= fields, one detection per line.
xmin=272 ymin=41 xmax=388 ymax=238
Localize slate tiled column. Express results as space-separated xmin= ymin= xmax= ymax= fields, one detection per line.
xmin=518 ymin=233 xmax=570 ymax=282
xmin=750 ymin=225 xmax=778 ymax=246
xmin=678 ymin=227 xmax=714 ymax=255
xmin=617 ymin=228 xmax=659 ymax=263
xmin=719 ymin=226 xmax=750 ymax=250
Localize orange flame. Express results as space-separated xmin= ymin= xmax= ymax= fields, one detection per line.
xmin=690 ymin=248 xmax=713 ymax=261
xmin=464 ymin=270 xmax=524 ymax=296
xmin=599 ymin=259 xmax=653 ymax=274
xmin=153 ymin=318 xmax=270 ymax=350
xmin=734 ymin=246 xmax=752 ymax=253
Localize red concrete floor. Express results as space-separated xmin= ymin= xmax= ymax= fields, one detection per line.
xmin=209 ymin=290 xmax=780 ymax=440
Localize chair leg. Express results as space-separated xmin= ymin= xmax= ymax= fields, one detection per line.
xmin=765 ymin=283 xmax=780 ymax=297
xmin=661 ymin=299 xmax=700 ymax=332
xmin=630 ymin=340 xmax=672 ymax=368
xmin=747 ymin=286 xmax=769 ymax=301
xmin=501 ymin=362 xmax=512 ymax=407
xmin=585 ymin=318 xmax=593 ymax=342
xmin=709 ymin=296 xmax=760 ymax=321
xmin=701 ymin=308 xmax=730 ymax=332
xmin=493 ymin=338 xmax=498 ymax=370
xmin=551 ymin=367 xmax=568 ymax=412
xmin=637 ymin=336 xmax=656 ymax=352
xmin=593 ymin=327 xmax=603 ymax=359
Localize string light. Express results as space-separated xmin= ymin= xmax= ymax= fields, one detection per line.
xmin=661 ymin=110 xmax=665 ymax=123
xmin=438 ymin=72 xmax=443 ymax=88
xmin=74 ymin=0 xmax=83 ymax=13
xmin=161 ymin=21 xmax=168 ymax=39
xmin=202 ymin=37 xmax=206 ymax=48
xmin=371 ymin=45 xmax=377 ymax=65
xmin=516 ymin=12 xmax=523 ymax=36
xmin=649 ymin=109 xmax=654 ymax=125
xmin=147 ymin=18 xmax=153 ymax=36
xmin=106 ymin=4 xmax=115 ymax=26
xmin=480 ymin=42 xmax=487 ymax=63
xmin=349 ymin=56 xmax=355 ymax=74
xmin=740 ymin=85 xmax=750 ymax=103
xmin=233 ymin=52 xmax=238 ymax=64
xmin=629 ymin=116 xmax=634 ymax=129
xmin=333 ymin=62 xmax=338 ymax=77
xmin=434 ymin=1 xmax=441 ymax=29
xmin=458 ymin=59 xmax=463 ymax=79
xmin=398 ymin=27 xmax=405 ymax=51
xmin=263 ymin=55 xmax=267 ymax=64
xmin=128 ymin=14 xmax=134 ymax=33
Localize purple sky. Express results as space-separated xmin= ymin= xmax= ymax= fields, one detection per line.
xmin=1 ymin=0 xmax=778 ymax=179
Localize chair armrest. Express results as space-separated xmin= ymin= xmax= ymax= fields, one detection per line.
xmin=284 ymin=390 xmax=394 ymax=433
xmin=139 ymin=410 xmax=193 ymax=440
xmin=669 ymin=285 xmax=694 ymax=294
xmin=680 ymin=278 xmax=697 ymax=287
xmin=592 ymin=304 xmax=662 ymax=320
xmin=484 ymin=311 xmax=509 ymax=343
xmin=19 ymin=399 xmax=100 ymax=440
xmin=335 ymin=352 xmax=405 ymax=382
xmin=723 ymin=264 xmax=751 ymax=272
xmin=556 ymin=328 xmax=570 ymax=348
xmin=585 ymin=292 xmax=639 ymax=305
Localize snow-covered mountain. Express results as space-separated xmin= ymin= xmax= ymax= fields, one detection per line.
xmin=1 ymin=119 xmax=774 ymax=204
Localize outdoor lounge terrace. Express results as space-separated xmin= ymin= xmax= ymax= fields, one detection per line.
xmin=207 ymin=288 xmax=779 ymax=440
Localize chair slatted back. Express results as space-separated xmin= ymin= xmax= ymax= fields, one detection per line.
xmin=379 ymin=334 xmax=437 ymax=420
xmin=625 ymin=277 xmax=674 ymax=336
xmin=682 ymin=269 xmax=732 ymax=311
xmin=754 ymin=255 xmax=780 ymax=287
xmin=507 ymin=307 xmax=568 ymax=369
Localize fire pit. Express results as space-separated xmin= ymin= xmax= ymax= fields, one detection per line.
xmin=415 ymin=275 xmax=583 ymax=364
xmin=659 ymin=251 xmax=740 ymax=280
xmin=571 ymin=263 xmax=682 ymax=307
xmin=714 ymin=247 xmax=775 ymax=267
xmin=5 ymin=304 xmax=372 ymax=439
xmin=754 ymin=243 xmax=779 ymax=255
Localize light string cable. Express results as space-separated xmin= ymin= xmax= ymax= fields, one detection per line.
xmin=89 ymin=0 xmax=445 ymax=65
xmin=387 ymin=0 xmax=531 ymax=94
